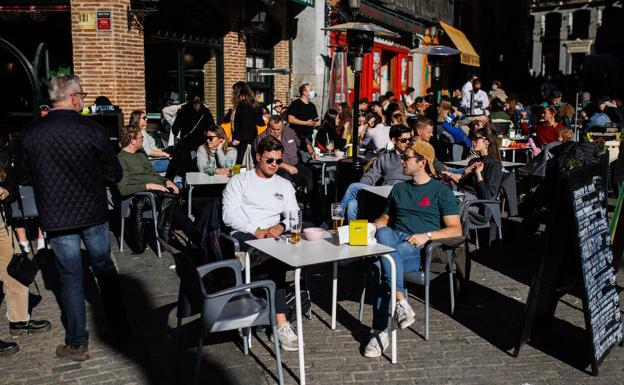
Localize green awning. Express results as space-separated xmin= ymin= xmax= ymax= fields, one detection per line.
xmin=290 ymin=0 xmax=314 ymax=7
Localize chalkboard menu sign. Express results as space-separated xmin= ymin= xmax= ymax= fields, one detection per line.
xmin=569 ymin=166 xmax=623 ymax=367
xmin=515 ymin=161 xmax=623 ymax=376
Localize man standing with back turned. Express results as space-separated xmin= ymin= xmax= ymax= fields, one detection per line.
xmin=19 ymin=75 xmax=125 ymax=361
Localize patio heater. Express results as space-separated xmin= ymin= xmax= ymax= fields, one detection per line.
xmin=412 ymin=44 xmax=459 ymax=147
xmin=323 ymin=2 xmax=399 ymax=198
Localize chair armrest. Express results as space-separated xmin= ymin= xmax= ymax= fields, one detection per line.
xmin=219 ymin=233 xmax=240 ymax=253
xmin=197 ymin=259 xmax=243 ymax=287
xmin=461 ymin=199 xmax=500 ymax=209
xmin=205 ymin=279 xmax=275 ymax=300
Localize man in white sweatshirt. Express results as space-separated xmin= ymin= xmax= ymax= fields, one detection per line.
xmin=222 ymin=136 xmax=300 ymax=352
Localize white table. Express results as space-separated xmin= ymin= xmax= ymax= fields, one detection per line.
xmin=185 ymin=172 xmax=229 ymax=218
xmin=245 ymin=235 xmax=396 ymax=385
xmin=311 ymin=155 xmax=340 ymax=195
xmin=445 ymin=159 xmax=525 ymax=169
xmin=500 ymin=147 xmax=530 ymax=163
xmin=363 ymin=185 xmax=464 ymax=199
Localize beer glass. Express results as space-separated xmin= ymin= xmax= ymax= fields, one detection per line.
xmin=205 ymin=157 xmax=216 ymax=176
xmin=288 ymin=209 xmax=302 ymax=244
xmin=331 ymin=203 xmax=345 ymax=231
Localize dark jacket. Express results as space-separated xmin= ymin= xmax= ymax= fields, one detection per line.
xmin=232 ymin=101 xmax=261 ymax=142
xmin=18 ymin=109 xmax=122 ymax=231
xmin=460 ymin=155 xmax=503 ymax=200
xmin=172 ymin=103 xmax=215 ymax=148
xmin=0 ymin=160 xmax=18 ymax=225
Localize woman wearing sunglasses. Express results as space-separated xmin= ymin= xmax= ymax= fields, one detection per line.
xmin=457 ymin=125 xmax=503 ymax=201
xmin=197 ymin=125 xmax=238 ymax=176
xmin=129 ymin=110 xmax=171 ymax=173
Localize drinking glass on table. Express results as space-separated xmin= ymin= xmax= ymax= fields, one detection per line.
xmin=331 ymin=203 xmax=344 ymax=231
xmin=288 ymin=209 xmax=302 ymax=244
xmin=205 ymin=157 xmax=216 ymax=176
xmin=326 ymin=140 xmax=335 ymax=153
xmin=224 ymin=158 xmax=235 ymax=175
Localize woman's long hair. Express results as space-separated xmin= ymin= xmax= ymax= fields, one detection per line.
xmin=321 ymin=109 xmax=339 ymax=134
xmin=475 ymin=125 xmax=501 ymax=162
xmin=203 ymin=125 xmax=230 ymax=155
xmin=128 ymin=110 xmax=144 ymax=129
xmin=231 ymin=81 xmax=257 ymax=109
xmin=437 ymin=100 xmax=453 ymax=123
xmin=338 ymin=102 xmax=352 ymax=136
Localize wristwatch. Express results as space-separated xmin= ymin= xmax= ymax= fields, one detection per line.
xmin=426 ymin=232 xmax=432 ymax=240
xmin=277 ymin=222 xmax=286 ymax=231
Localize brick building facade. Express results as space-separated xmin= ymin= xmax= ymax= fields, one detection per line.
xmin=71 ymin=0 xmax=145 ymax=114
xmin=0 ymin=0 xmax=304 ymax=126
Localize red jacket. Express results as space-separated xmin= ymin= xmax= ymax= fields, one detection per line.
xmin=520 ymin=121 xmax=563 ymax=145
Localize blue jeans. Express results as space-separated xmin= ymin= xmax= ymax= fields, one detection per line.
xmin=370 ymin=227 xmax=422 ymax=330
xmin=151 ymin=159 xmax=170 ymax=173
xmin=49 ymin=222 xmax=117 ymax=347
xmin=340 ymin=182 xmax=368 ymax=223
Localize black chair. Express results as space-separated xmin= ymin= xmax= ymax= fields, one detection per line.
xmin=171 ymin=248 xmax=284 ymax=385
xmin=9 ymin=185 xmax=45 ymax=254
xmin=119 ymin=192 xmax=161 ymax=258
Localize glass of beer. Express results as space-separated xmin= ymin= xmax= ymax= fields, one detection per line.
xmin=331 ymin=203 xmax=345 ymax=231
xmin=288 ymin=209 xmax=302 ymax=244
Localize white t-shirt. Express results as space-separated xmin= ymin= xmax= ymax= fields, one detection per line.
xmin=222 ymin=169 xmax=299 ymax=234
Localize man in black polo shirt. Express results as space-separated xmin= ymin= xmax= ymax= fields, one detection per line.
xmin=288 ymin=83 xmax=320 ymax=153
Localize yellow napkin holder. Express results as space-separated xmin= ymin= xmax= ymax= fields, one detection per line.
xmin=349 ymin=220 xmax=368 ymax=246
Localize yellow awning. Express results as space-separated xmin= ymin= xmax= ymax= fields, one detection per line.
xmin=439 ymin=21 xmax=480 ymax=67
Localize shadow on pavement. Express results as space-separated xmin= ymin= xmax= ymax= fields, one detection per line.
xmin=33 ymin=246 xmax=239 ymax=385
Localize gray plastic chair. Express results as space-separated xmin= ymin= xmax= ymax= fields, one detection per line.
xmin=359 ymin=241 xmax=458 ymax=340
xmin=403 ymin=241 xmax=456 ymax=340
xmin=172 ymin=251 xmax=284 ymax=385
xmin=10 ymin=185 xmax=38 ymax=219
xmin=119 ymin=192 xmax=161 ymax=258
xmin=461 ymin=199 xmax=503 ymax=249
xmin=9 ymin=185 xmax=46 ymax=254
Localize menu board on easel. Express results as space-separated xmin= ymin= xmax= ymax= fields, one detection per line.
xmin=515 ymin=162 xmax=623 ymax=376
xmin=569 ymin=165 xmax=623 ymax=371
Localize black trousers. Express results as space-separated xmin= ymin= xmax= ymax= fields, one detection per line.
xmin=231 ymin=231 xmax=288 ymax=314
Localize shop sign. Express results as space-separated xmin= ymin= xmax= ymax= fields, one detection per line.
xmin=96 ymin=11 xmax=112 ymax=32
xmin=290 ymin=0 xmax=314 ymax=7
xmin=78 ymin=12 xmax=96 ymax=30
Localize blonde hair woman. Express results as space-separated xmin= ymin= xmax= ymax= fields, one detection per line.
xmin=197 ymin=125 xmax=238 ymax=176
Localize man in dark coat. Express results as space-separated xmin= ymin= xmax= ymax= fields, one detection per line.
xmin=19 ymin=75 xmax=124 ymax=362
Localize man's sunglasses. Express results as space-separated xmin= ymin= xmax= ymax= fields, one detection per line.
xmin=397 ymin=137 xmax=412 ymax=144
xmin=400 ymin=154 xmax=422 ymax=161
xmin=264 ymin=157 xmax=283 ymax=165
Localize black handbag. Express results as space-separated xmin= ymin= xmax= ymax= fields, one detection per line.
xmin=6 ymin=228 xmax=38 ymax=286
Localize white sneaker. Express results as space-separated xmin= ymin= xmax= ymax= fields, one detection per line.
xmin=19 ymin=241 xmax=30 ymax=253
xmin=363 ymin=330 xmax=389 ymax=358
xmin=395 ymin=299 xmax=416 ymax=330
xmin=276 ymin=322 xmax=299 ymax=352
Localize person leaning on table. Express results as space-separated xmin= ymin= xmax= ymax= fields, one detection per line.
xmin=363 ymin=141 xmax=462 ymax=358
xmin=222 ymin=136 xmax=300 ymax=352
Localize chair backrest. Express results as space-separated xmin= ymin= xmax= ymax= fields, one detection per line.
xmin=10 ymin=186 xmax=38 ymax=219
xmin=173 ymin=252 xmax=207 ymax=318
xmin=499 ymin=172 xmax=518 ymax=217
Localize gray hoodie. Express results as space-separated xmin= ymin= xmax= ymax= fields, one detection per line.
xmin=360 ymin=151 xmax=411 ymax=186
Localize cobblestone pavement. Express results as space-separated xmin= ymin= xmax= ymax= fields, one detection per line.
xmin=1 ymin=219 xmax=624 ymax=385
